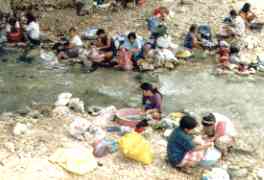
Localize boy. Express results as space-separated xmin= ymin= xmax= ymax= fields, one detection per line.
xmin=167 ymin=116 xmax=212 ymax=169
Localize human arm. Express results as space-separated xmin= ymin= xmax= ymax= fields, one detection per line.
xmin=98 ymin=38 xmax=112 ymax=51
xmin=193 ymin=142 xmax=213 ymax=151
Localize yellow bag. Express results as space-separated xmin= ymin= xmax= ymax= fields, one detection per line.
xmin=49 ymin=146 xmax=97 ymax=175
xmin=118 ymin=132 xmax=153 ymax=165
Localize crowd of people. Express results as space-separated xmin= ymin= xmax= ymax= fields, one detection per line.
xmin=1 ymin=2 xmax=262 ymax=74
xmin=138 ymin=81 xmax=236 ymax=172
xmin=2 ymin=0 xmax=260 ymax=175
xmin=0 ymin=12 xmax=40 ymax=47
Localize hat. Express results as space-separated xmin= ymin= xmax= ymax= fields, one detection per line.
xmin=202 ymin=113 xmax=216 ymax=126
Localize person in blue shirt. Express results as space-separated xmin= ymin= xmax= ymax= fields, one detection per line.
xmin=122 ymin=32 xmax=144 ymax=64
xmin=167 ymin=115 xmax=212 ymax=169
xmin=184 ymin=24 xmax=200 ymax=50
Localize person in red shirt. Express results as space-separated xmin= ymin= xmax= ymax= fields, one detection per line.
xmin=153 ymin=6 xmax=169 ymax=20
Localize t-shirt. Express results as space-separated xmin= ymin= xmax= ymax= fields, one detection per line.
xmin=212 ymin=113 xmax=237 ymax=138
xmin=26 ymin=21 xmax=40 ymax=40
xmin=70 ymin=35 xmax=83 ymax=47
xmin=184 ymin=32 xmax=194 ymax=49
xmin=147 ymin=16 xmax=160 ymax=33
xmin=167 ymin=127 xmax=195 ymax=166
xmin=234 ymin=16 xmax=246 ymax=36
xmin=142 ymin=93 xmax=162 ymax=112
xmin=122 ymin=38 xmax=143 ymax=51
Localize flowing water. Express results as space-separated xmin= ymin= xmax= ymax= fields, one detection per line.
xmin=1 ymin=49 xmax=264 ymax=130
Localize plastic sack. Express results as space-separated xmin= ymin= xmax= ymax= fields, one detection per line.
xmin=94 ymin=106 xmax=117 ymax=127
xmin=202 ymin=168 xmax=230 ymax=180
xmin=69 ymin=116 xmax=91 ymax=140
xmin=176 ymin=50 xmax=192 ymax=59
xmin=49 ymin=146 xmax=97 ymax=175
xmin=118 ymin=132 xmax=153 ymax=165
xmin=93 ymin=139 xmax=118 ymax=158
xmin=200 ymin=147 xmax=222 ymax=167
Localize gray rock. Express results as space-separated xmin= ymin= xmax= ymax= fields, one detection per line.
xmin=257 ymin=168 xmax=264 ymax=180
xmin=229 ymin=168 xmax=249 ymax=178
xmin=0 ymin=112 xmax=14 ymax=121
xmin=13 ymin=123 xmax=29 ymax=136
xmin=16 ymin=106 xmax=32 ymax=116
xmin=28 ymin=110 xmax=42 ymax=119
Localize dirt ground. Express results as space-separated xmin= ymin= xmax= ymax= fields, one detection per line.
xmin=0 ymin=0 xmax=264 ymax=179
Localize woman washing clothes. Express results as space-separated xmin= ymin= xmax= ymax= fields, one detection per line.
xmin=184 ymin=24 xmax=201 ymax=50
xmin=239 ymin=3 xmax=263 ymax=31
xmin=94 ymin=29 xmax=116 ymax=65
xmin=25 ymin=13 xmax=40 ymax=46
xmin=6 ymin=15 xmax=24 ymax=44
xmin=58 ymin=27 xmax=84 ymax=60
xmin=140 ymin=82 xmax=162 ymax=121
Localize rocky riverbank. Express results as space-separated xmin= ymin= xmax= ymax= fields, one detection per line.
xmin=0 ymin=93 xmax=263 ymax=180
xmin=0 ymin=0 xmax=264 ymax=179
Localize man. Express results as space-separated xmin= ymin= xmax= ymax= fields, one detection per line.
xmin=202 ymin=113 xmax=237 ymax=155
xmin=167 ymin=116 xmax=213 ymax=169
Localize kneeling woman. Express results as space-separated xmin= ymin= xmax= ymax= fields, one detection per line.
xmin=58 ymin=27 xmax=84 ymax=60
xmin=140 ymin=83 xmax=162 ymax=120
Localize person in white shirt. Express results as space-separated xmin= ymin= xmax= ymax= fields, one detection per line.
xmin=58 ymin=27 xmax=84 ymax=59
xmin=25 ymin=13 xmax=40 ymax=45
xmin=220 ymin=10 xmax=246 ymax=38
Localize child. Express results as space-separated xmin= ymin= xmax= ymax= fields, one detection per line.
xmin=167 ymin=116 xmax=212 ymax=169
xmin=184 ymin=24 xmax=201 ymax=50
xmin=202 ymin=113 xmax=236 ymax=155
xmin=218 ymin=40 xmax=230 ymax=67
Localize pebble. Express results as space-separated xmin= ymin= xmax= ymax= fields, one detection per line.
xmin=68 ymin=98 xmax=85 ymax=113
xmin=28 ymin=110 xmax=42 ymax=119
xmin=4 ymin=142 xmax=15 ymax=153
xmin=229 ymin=168 xmax=249 ymax=178
xmin=13 ymin=123 xmax=29 ymax=136
xmin=257 ymin=169 xmax=264 ymax=180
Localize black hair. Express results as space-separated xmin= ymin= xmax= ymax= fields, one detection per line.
xmin=189 ymin=24 xmax=197 ymax=33
xmin=26 ymin=12 xmax=36 ymax=25
xmin=96 ymin=28 xmax=108 ymax=45
xmin=230 ymin=46 xmax=240 ymax=54
xmin=230 ymin=9 xmax=237 ymax=17
xmin=179 ymin=116 xmax=198 ymax=130
xmin=202 ymin=113 xmax=216 ymax=126
xmin=96 ymin=29 xmax=106 ymax=36
xmin=241 ymin=3 xmax=251 ymax=13
xmin=69 ymin=27 xmax=77 ymax=33
xmin=140 ymin=82 xmax=162 ymax=97
xmin=8 ymin=17 xmax=17 ymax=26
xmin=128 ymin=32 xmax=136 ymax=40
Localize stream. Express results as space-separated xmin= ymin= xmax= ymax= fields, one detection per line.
xmin=0 ymin=49 xmax=264 ymax=130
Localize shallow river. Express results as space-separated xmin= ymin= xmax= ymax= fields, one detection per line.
xmin=1 ymin=49 xmax=264 ymax=129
